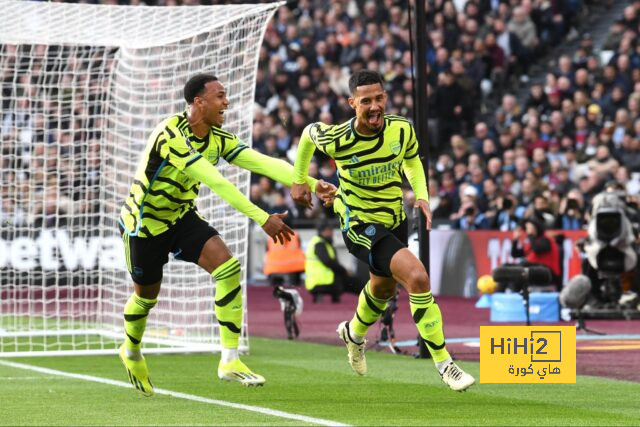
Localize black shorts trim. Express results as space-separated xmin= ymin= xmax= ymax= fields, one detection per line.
xmin=120 ymin=209 xmax=219 ymax=285
xmin=342 ymin=220 xmax=408 ymax=277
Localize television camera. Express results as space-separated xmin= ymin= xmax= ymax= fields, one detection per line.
xmin=568 ymin=189 xmax=640 ymax=318
xmin=272 ymin=286 xmax=303 ymax=340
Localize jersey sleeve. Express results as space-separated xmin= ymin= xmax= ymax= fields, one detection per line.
xmin=293 ymin=123 xmax=318 ymax=184
xmin=231 ymin=147 xmax=318 ymax=191
xmin=403 ymin=153 xmax=429 ymax=202
xmin=157 ymin=120 xmax=202 ymax=171
xmin=220 ymin=133 xmax=250 ymax=163
xmin=404 ymin=123 xmax=420 ymax=160
xmin=183 ymin=156 xmax=269 ymax=226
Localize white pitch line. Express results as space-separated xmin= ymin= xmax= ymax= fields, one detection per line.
xmin=0 ymin=360 xmax=348 ymax=427
xmin=0 ymin=376 xmax=61 ymax=380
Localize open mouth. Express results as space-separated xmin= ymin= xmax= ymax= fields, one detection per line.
xmin=367 ymin=111 xmax=381 ymax=127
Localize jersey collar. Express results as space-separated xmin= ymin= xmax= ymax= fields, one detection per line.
xmin=349 ymin=116 xmax=385 ymax=140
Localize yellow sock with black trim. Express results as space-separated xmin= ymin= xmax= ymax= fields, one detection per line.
xmin=212 ymin=258 xmax=243 ymax=349
xmin=409 ymin=292 xmax=451 ymax=363
xmin=123 ymin=293 xmax=157 ymax=351
xmin=348 ymin=281 xmax=389 ymax=340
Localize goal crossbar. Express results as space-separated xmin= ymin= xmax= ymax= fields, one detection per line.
xmin=0 ymin=0 xmax=282 ymax=48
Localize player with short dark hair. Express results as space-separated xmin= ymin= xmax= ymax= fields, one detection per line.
xmin=118 ymin=73 xmax=336 ymax=394
xmin=291 ymin=69 xmax=475 ymax=391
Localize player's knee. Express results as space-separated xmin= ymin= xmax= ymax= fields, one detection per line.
xmin=406 ymin=267 xmax=430 ymax=293
xmin=369 ymin=279 xmax=396 ymax=300
xmin=372 ymin=286 xmax=396 ymax=300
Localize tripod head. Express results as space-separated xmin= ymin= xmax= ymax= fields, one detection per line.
xmin=492 ymin=265 xmax=552 ymax=325
xmin=492 ymin=266 xmax=552 ymax=289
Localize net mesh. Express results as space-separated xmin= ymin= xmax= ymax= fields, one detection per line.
xmin=0 ymin=0 xmax=281 ymax=355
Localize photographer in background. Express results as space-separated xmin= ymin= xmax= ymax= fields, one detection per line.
xmin=452 ymin=186 xmax=491 ymax=230
xmin=511 ymin=216 xmax=562 ymax=291
xmin=557 ymin=189 xmax=586 ymax=230
xmin=495 ymin=193 xmax=520 ymax=231
xmin=453 ymin=203 xmax=492 ymax=230
xmin=528 ymin=194 xmax=557 ymax=230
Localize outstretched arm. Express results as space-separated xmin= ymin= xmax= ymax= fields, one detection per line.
xmin=184 ymin=157 xmax=268 ymax=225
xmin=184 ymin=157 xmax=293 ymax=243
xmin=231 ymin=147 xmax=318 ymax=191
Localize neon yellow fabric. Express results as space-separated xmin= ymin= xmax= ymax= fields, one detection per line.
xmin=120 ymin=112 xmax=252 ymax=237
xmin=123 ymin=293 xmax=157 ymax=351
xmin=232 ymin=148 xmax=318 ymax=192
xmin=293 ymin=131 xmax=316 ymax=185
xmin=304 ymin=235 xmax=335 ymax=290
xmin=293 ymin=115 xmax=425 ymax=229
xmin=185 ymin=157 xmax=269 ymax=226
xmin=212 ymin=258 xmax=243 ymax=349
xmin=409 ymin=292 xmax=450 ymax=363
xmin=403 ymin=155 xmax=429 ymax=202
xmin=349 ymin=282 xmax=389 ymax=337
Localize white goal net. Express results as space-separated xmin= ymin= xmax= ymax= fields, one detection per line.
xmin=0 ymin=0 xmax=281 ymax=356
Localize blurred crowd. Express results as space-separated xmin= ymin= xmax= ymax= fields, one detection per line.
xmin=4 ymin=0 xmax=639 ymax=235
xmin=0 ymin=41 xmax=107 ymax=229
xmin=427 ymin=0 xmax=640 ymax=232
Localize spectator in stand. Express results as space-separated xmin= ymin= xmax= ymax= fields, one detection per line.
xmin=510 ymin=216 xmax=562 ymax=291
xmin=450 ymin=134 xmax=471 ymax=164
xmin=525 ymin=83 xmax=549 ymax=113
xmin=587 ymin=145 xmax=619 ymax=181
xmin=556 ymin=188 xmax=586 ymax=230
xmin=469 ymin=121 xmax=493 ymax=153
xmin=1 ymin=0 xmax=595 ymax=236
xmin=495 ymin=193 xmax=519 ymax=231
xmin=480 ymin=177 xmax=501 ymax=225
xmin=603 ymin=19 xmax=626 ymax=51
xmin=508 ymin=7 xmax=538 ymax=77
xmin=486 ymin=157 xmax=503 ymax=181
xmin=493 ymin=17 xmax=526 ymax=82
xmin=528 ymin=194 xmax=557 ymax=230
xmin=517 ymin=176 xmax=538 ymax=211
xmin=452 ymin=185 xmax=491 ymax=230
xmin=468 ymin=165 xmax=486 ymax=197
xmin=435 ymin=70 xmax=465 ymax=146
xmin=436 ymin=170 xmax=459 ymax=218
xmin=619 ymin=134 xmax=640 ymax=171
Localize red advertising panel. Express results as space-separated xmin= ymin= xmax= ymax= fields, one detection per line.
xmin=466 ymin=230 xmax=587 ymax=285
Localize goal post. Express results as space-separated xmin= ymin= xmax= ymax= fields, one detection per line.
xmin=0 ymin=0 xmax=282 ymax=356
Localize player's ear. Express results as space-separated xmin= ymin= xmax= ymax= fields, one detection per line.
xmin=348 ymin=96 xmax=356 ymax=109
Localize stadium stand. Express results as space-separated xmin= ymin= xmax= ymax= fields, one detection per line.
xmin=2 ymin=0 xmax=638 ymax=234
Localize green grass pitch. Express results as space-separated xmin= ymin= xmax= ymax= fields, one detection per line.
xmin=1 ymin=337 xmax=639 ymax=426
